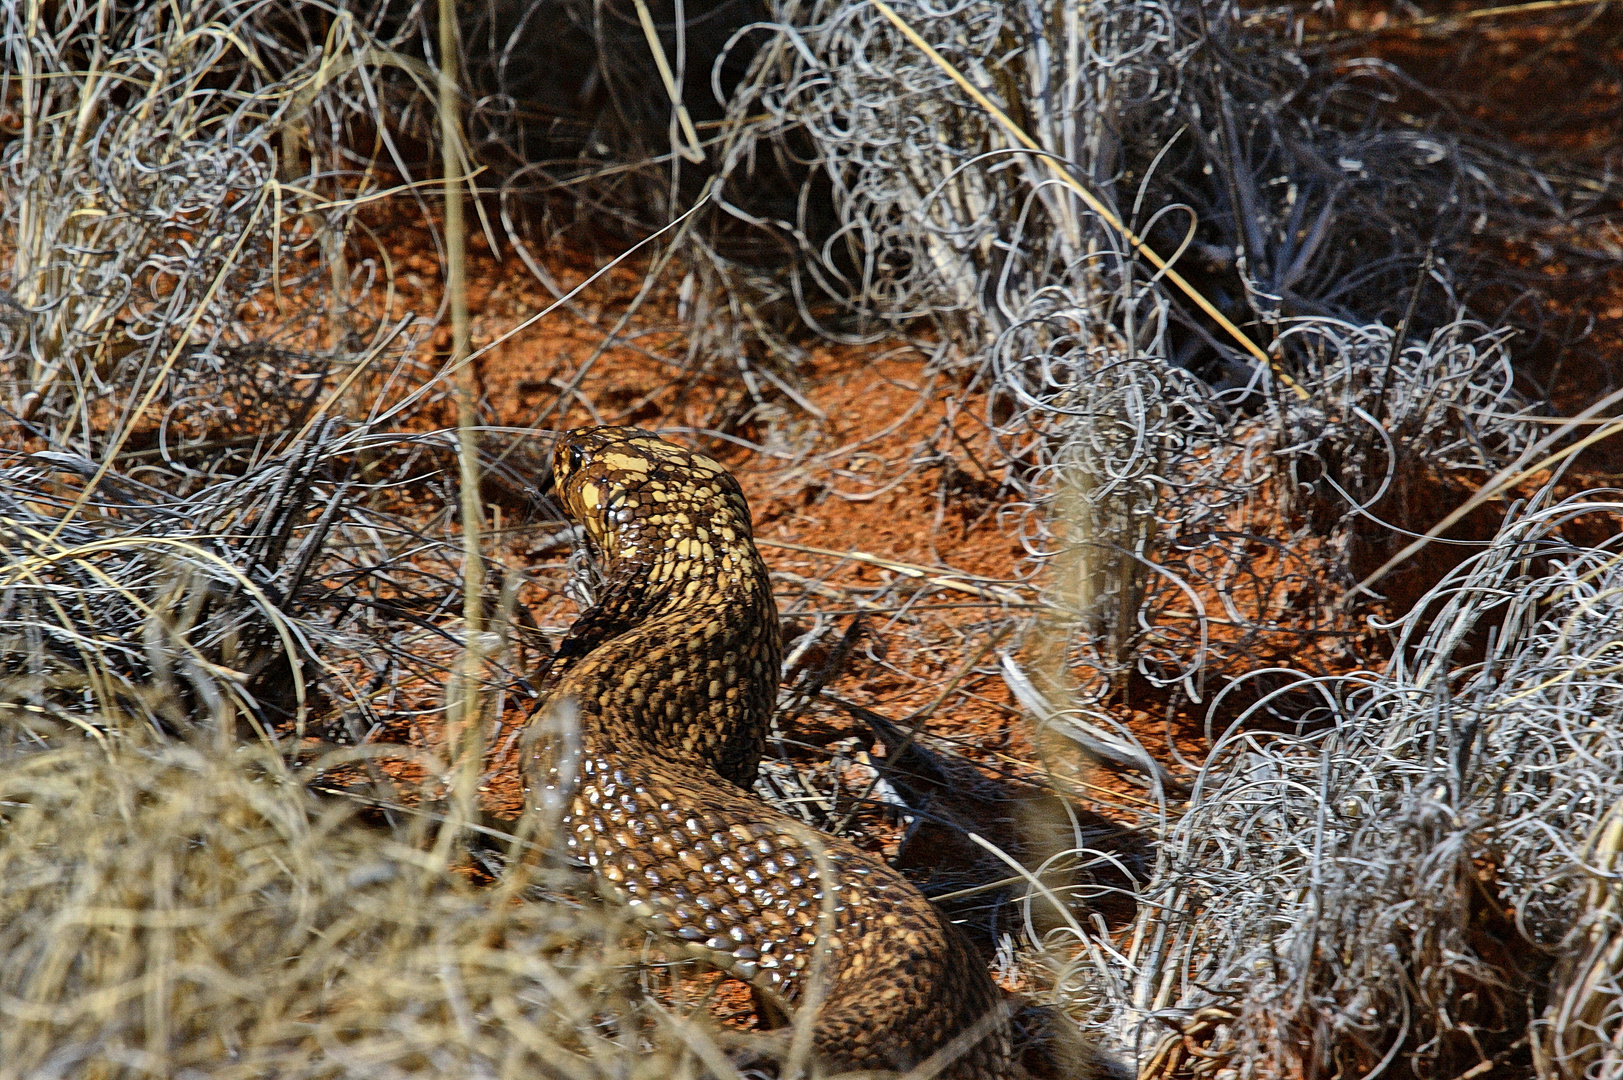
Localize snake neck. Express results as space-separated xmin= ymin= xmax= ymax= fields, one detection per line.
xmin=537 ymin=539 xmax=781 ymax=790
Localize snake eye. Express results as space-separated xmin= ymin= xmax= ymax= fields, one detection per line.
xmin=565 ymin=442 xmax=585 ymax=473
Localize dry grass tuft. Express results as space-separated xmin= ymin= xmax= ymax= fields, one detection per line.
xmin=0 ymin=731 xmax=729 ymax=1079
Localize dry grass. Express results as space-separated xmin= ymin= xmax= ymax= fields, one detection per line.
xmin=0 ymin=730 xmax=728 ymax=1080
xmin=4 ymin=0 xmax=1623 ymax=1077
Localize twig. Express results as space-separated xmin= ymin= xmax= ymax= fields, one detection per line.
xmin=439 ymin=0 xmax=485 ymax=844
xmin=756 ymin=538 xmax=1030 ymax=605
xmin=1301 ymin=0 xmax=1609 ymax=42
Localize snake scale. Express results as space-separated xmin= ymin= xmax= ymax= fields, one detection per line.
xmin=523 ymin=426 xmax=1015 ymax=1079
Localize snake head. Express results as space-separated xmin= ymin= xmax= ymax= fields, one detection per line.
xmin=550 ymin=426 xmax=757 ymax=575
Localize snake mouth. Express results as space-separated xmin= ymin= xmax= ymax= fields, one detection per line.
xmin=549 ymin=428 xmax=645 ymax=546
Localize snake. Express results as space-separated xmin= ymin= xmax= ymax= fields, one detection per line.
xmin=522 ymin=426 xmax=1016 ymax=1079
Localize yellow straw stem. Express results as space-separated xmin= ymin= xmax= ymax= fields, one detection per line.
xmin=438 ymin=0 xmax=486 ymax=838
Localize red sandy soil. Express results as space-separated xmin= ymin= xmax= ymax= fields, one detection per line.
xmin=322 ymin=0 xmax=1623 ymax=828
xmin=300 ymin=0 xmax=1623 ymax=1044
xmin=335 ymin=206 xmax=1390 ymax=1029
xmin=411 ymin=225 xmax=1073 ymax=799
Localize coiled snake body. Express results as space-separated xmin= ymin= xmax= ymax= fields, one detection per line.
xmin=524 ymin=427 xmax=1014 ymax=1079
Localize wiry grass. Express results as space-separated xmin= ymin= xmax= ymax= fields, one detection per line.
xmin=1130 ymin=488 xmax=1623 ymax=1080
xmin=4 ymin=0 xmax=1623 ymax=1077
xmin=664 ymin=0 xmax=1623 ymax=1073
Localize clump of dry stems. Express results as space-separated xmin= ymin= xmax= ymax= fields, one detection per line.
xmin=5 ymin=0 xmax=1623 ymax=1077
xmin=0 ymin=725 xmax=740 ymax=1078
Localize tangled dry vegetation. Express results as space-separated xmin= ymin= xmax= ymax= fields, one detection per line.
xmin=0 ymin=736 xmax=725 ymax=1078
xmin=3 ymin=0 xmax=1622 ymax=1078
